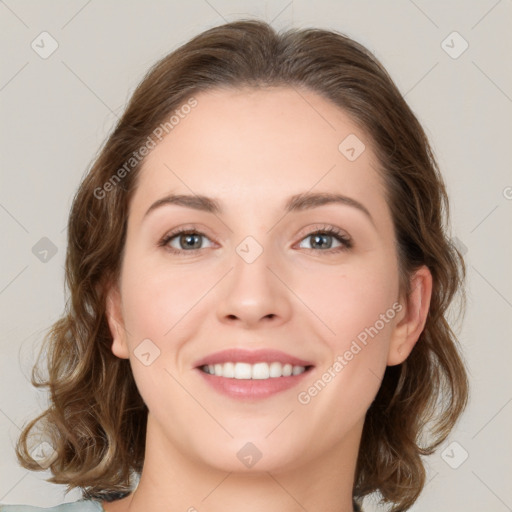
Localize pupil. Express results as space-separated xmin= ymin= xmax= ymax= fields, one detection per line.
xmin=312 ymin=234 xmax=331 ymax=249
xmin=182 ymin=234 xmax=201 ymax=249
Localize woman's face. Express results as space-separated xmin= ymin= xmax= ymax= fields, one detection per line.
xmin=106 ymin=86 xmax=420 ymax=474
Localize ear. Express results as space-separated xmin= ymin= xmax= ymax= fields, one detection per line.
xmin=387 ymin=265 xmax=433 ymax=366
xmin=105 ymin=281 xmax=130 ymax=360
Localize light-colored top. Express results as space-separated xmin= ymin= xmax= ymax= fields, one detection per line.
xmin=0 ymin=501 xmax=104 ymax=512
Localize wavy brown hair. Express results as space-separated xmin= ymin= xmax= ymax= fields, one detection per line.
xmin=16 ymin=19 xmax=468 ymax=510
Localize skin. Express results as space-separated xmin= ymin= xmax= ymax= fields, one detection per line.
xmin=103 ymin=86 xmax=432 ymax=512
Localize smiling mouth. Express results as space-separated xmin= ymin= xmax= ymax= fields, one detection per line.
xmin=199 ymin=361 xmax=314 ymax=379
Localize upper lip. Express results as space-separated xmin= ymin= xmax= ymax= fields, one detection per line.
xmin=193 ymin=348 xmax=314 ymax=368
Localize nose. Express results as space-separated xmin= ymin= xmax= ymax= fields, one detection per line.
xmin=215 ymin=242 xmax=293 ymax=329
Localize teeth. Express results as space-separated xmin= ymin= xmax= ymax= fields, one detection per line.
xmin=201 ymin=362 xmax=307 ymax=379
xmin=235 ymin=362 xmax=252 ymax=379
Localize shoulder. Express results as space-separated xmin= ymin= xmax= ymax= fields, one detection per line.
xmin=0 ymin=501 xmax=103 ymax=512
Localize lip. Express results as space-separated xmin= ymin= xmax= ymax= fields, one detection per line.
xmin=193 ymin=348 xmax=314 ymax=368
xmin=193 ymin=348 xmax=315 ymax=401
xmin=196 ymin=368 xmax=313 ymax=400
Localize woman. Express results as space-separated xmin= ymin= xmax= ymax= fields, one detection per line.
xmin=2 ymin=19 xmax=468 ymax=512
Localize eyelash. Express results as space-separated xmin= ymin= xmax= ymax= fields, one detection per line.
xmin=158 ymin=224 xmax=353 ymax=255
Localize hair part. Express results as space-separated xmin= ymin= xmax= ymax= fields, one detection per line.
xmin=16 ymin=19 xmax=468 ymax=511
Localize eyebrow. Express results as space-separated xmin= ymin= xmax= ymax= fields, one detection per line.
xmin=144 ymin=191 xmax=375 ymax=226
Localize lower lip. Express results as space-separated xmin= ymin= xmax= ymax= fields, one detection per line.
xmin=195 ymin=367 xmax=313 ymax=400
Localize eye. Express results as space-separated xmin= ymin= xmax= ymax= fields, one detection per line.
xmin=158 ymin=224 xmax=352 ymax=255
xmin=159 ymin=227 xmax=214 ymax=254
xmin=297 ymin=225 xmax=352 ymax=252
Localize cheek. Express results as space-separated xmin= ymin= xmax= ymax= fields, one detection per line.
xmin=118 ymin=256 xmax=224 ymax=403
xmin=292 ymin=254 xmax=399 ymax=410
xmin=120 ymin=256 xmax=211 ymax=340
xmin=296 ymin=256 xmax=399 ymax=347
xmin=295 ymin=274 xmax=398 ymax=436
xmin=119 ymin=260 xmax=204 ymax=412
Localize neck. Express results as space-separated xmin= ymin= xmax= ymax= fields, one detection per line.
xmin=105 ymin=414 xmax=362 ymax=512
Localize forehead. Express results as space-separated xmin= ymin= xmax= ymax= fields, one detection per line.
xmin=131 ymin=86 xmax=386 ymax=220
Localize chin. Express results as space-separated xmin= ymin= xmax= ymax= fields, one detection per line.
xmin=189 ymin=431 xmax=310 ymax=474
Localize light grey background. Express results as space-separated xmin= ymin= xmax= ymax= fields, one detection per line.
xmin=1 ymin=1 xmax=511 ymax=510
